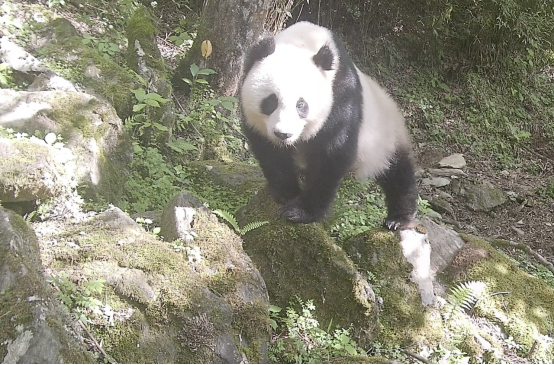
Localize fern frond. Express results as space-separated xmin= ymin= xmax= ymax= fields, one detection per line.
xmin=447 ymin=281 xmax=486 ymax=313
xmin=213 ymin=209 xmax=240 ymax=233
xmin=240 ymin=220 xmax=269 ymax=235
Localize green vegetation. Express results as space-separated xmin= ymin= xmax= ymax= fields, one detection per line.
xmin=47 ymin=272 xmax=106 ymax=324
xmin=268 ymin=298 xmax=366 ymax=363
xmin=213 ymin=209 xmax=268 ymax=235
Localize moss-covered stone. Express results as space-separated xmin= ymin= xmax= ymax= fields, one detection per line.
xmin=343 ymin=229 xmax=445 ymax=348
xmin=188 ymin=160 xmax=266 ymax=213
xmin=126 ymin=6 xmax=162 ymax=71
xmin=0 ymin=208 xmax=94 ymax=363
xmin=238 ymin=189 xmax=378 ymax=347
xmin=35 ymin=19 xmax=138 ymax=120
xmin=36 ymin=206 xmax=269 ymax=363
xmin=444 ymin=234 xmax=554 ymax=361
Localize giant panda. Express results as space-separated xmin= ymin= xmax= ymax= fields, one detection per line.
xmin=240 ymin=21 xmax=418 ymax=230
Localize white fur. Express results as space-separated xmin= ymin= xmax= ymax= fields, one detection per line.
xmin=241 ymin=22 xmax=337 ymax=145
xmin=352 ymin=70 xmax=411 ymax=179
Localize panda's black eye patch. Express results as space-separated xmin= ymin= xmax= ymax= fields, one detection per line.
xmin=260 ymin=94 xmax=278 ymax=115
xmin=296 ymin=97 xmax=309 ymax=118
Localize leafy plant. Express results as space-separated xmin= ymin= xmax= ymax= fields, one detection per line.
xmin=269 ymin=297 xmax=365 ymax=363
xmin=445 ymin=281 xmax=486 ymax=322
xmin=82 ymin=34 xmax=121 ymax=59
xmin=0 ymin=63 xmax=13 ymax=87
xmin=121 ymin=146 xmax=190 ymax=213
xmin=135 ymin=217 xmax=161 ymax=236
xmin=48 ymin=272 xmax=105 ymax=324
xmin=330 ymin=178 xmax=386 ymax=243
xmin=213 ymin=209 xmax=268 ymax=235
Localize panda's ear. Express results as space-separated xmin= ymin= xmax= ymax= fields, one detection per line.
xmin=313 ymin=45 xmax=334 ymax=71
xmin=243 ymin=37 xmax=276 ymax=76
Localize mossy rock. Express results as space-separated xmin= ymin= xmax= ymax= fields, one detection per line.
xmin=35 ymin=18 xmax=137 ymax=120
xmin=344 ymin=229 xmax=445 ymax=347
xmin=37 ymin=207 xmax=270 ymax=363
xmin=0 ymin=208 xmax=94 ymax=363
xmin=237 ymin=189 xmax=378 ymax=347
xmin=187 ymin=160 xmax=266 ymax=213
xmin=444 ymin=234 xmax=554 ymax=361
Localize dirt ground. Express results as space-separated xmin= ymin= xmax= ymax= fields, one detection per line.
xmin=416 ymin=143 xmax=554 ymax=262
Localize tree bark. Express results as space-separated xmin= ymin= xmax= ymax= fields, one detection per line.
xmin=173 ymin=0 xmax=273 ymax=97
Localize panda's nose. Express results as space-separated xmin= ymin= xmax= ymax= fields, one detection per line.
xmin=274 ymin=131 xmax=293 ymax=140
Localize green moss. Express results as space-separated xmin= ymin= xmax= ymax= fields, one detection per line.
xmin=344 ymin=229 xmax=444 ymax=347
xmin=126 ymin=6 xmax=164 ymax=71
xmin=0 ymin=211 xmax=94 ymax=363
xmin=447 ymin=234 xmax=554 ymax=360
xmin=43 ymin=207 xmax=269 ymax=362
xmin=38 ymin=20 xmax=137 ymax=119
xmin=188 ymin=160 xmax=266 ymax=213
xmin=238 ymin=190 xmax=377 ymax=346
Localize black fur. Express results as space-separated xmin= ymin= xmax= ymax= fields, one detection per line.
xmin=376 ymin=148 xmax=419 ymax=230
xmin=313 ymin=45 xmax=334 ymax=71
xmin=243 ymin=37 xmax=275 ymax=78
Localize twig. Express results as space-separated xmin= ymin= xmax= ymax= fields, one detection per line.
xmin=402 ymin=349 xmax=431 ymax=364
xmin=474 ymin=291 xmax=511 ymax=309
xmin=490 ymin=238 xmax=554 ymax=276
xmin=526 ymin=339 xmax=538 ymax=359
xmin=78 ymin=319 xmax=116 ymax=363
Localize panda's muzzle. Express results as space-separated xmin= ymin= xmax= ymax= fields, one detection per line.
xmin=274 ymin=131 xmax=293 ymax=140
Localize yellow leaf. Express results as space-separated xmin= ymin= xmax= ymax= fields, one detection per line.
xmin=201 ymin=40 xmax=212 ymax=59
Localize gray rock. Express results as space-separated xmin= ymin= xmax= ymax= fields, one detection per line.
xmin=420 ymin=217 xmax=466 ymax=274
xmin=33 ymin=206 xmax=270 ymax=363
xmin=0 ymin=207 xmax=94 ymax=363
xmin=458 ymin=180 xmax=507 ymax=212
xmin=438 ymin=153 xmax=466 ymax=169
xmin=160 ymin=191 xmax=211 ymax=242
xmin=428 ymin=168 xmax=466 ymax=177
xmin=0 ymin=89 xmax=132 ymax=203
xmin=422 ymin=177 xmax=451 ymax=187
xmin=429 ymin=197 xmax=455 ymax=216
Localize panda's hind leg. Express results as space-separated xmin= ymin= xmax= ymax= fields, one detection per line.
xmin=376 ymin=148 xmax=419 ymax=230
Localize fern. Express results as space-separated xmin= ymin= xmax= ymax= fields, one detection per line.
xmin=445 ymin=281 xmax=486 ymax=321
xmin=214 ymin=209 xmax=268 ymax=235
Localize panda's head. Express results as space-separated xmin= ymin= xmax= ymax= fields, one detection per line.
xmin=241 ymin=22 xmax=338 ymax=145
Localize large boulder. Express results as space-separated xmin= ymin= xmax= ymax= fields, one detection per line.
xmin=34 ymin=206 xmax=270 ymax=363
xmin=237 ymin=188 xmax=379 ymax=346
xmin=0 ymin=89 xmax=131 ymax=204
xmin=0 ymin=207 xmax=94 ymax=363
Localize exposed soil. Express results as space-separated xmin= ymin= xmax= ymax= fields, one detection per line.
xmin=415 ymin=143 xmax=554 ymax=261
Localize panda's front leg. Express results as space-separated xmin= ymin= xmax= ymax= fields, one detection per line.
xmin=243 ymin=126 xmax=301 ymax=203
xmin=280 ymin=147 xmax=352 ymax=223
xmin=376 ymin=148 xmax=419 ymax=230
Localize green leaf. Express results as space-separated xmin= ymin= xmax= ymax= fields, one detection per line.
xmin=197 ymin=68 xmax=216 ymax=75
xmin=195 ymin=79 xmax=209 ymax=84
xmin=133 ymin=103 xmax=146 ymax=112
xmin=269 ymin=305 xmax=282 ymax=314
xmin=132 ymin=88 xmax=146 ymax=101
xmin=221 ymin=101 xmax=234 ymax=111
xmin=144 ymin=99 xmax=160 ymax=108
xmin=190 ymin=63 xmax=199 ymax=77
xmin=153 ymin=123 xmax=169 ymax=131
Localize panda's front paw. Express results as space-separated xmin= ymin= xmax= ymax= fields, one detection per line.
xmin=279 ymin=198 xmax=318 ymax=223
xmin=384 ymin=216 xmax=417 ymax=231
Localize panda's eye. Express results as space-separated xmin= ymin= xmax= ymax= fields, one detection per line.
xmin=296 ymin=97 xmax=309 ymax=118
xmin=260 ymin=94 xmax=278 ymax=115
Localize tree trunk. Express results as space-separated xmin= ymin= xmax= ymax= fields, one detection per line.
xmin=173 ymin=0 xmax=273 ymax=97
